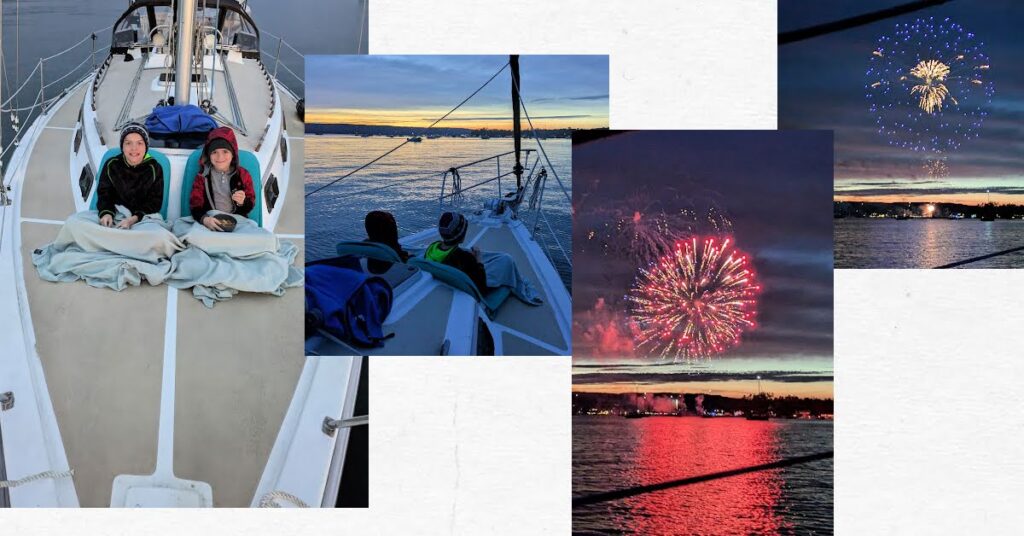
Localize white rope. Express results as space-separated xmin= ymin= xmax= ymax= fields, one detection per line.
xmin=258 ymin=490 xmax=310 ymax=508
xmin=0 ymin=468 xmax=74 ymax=489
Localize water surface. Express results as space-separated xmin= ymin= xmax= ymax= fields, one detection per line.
xmin=835 ymin=219 xmax=1024 ymax=268
xmin=574 ymin=416 xmax=833 ymax=535
xmin=305 ymin=135 xmax=573 ymax=289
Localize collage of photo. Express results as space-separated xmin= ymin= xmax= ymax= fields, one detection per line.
xmin=2 ymin=0 xmax=1018 ymax=534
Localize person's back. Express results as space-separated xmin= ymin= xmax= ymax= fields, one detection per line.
xmin=427 ymin=212 xmax=487 ymax=293
xmin=364 ymin=210 xmax=409 ymax=274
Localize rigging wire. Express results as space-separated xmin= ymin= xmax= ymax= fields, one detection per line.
xmin=933 ymin=245 xmax=1024 ymax=269
xmin=357 ymin=0 xmax=368 ymax=55
xmin=779 ymin=0 xmax=954 ymax=44
xmin=305 ymin=60 xmax=510 ymax=198
xmin=572 ymin=451 xmax=834 ymax=508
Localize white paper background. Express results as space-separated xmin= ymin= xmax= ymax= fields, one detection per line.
xmin=8 ymin=0 xmax=1022 ymax=534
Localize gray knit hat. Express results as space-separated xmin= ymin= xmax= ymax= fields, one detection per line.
xmin=120 ymin=121 xmax=149 ymax=152
xmin=438 ymin=212 xmax=468 ymax=246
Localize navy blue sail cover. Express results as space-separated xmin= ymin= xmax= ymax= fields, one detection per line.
xmin=146 ymin=104 xmax=217 ymax=136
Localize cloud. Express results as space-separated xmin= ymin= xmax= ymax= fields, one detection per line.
xmin=531 ymin=94 xmax=610 ymax=103
xmin=417 ymin=114 xmax=595 ymax=121
xmin=572 ymin=370 xmax=834 ymax=385
xmin=572 ymin=297 xmax=636 ymax=358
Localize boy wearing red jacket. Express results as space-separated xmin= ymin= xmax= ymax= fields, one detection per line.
xmin=189 ymin=126 xmax=256 ymax=231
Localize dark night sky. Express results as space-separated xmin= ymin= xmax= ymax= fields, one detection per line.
xmin=779 ymin=0 xmax=1024 ymax=205
xmin=572 ymin=131 xmax=834 ymax=397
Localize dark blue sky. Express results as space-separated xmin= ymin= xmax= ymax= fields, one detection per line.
xmin=779 ymin=0 xmax=1024 ymax=203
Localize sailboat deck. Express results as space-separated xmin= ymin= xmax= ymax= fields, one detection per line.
xmin=94 ymin=54 xmax=273 ymax=151
xmin=14 ymin=81 xmax=304 ymax=506
xmin=308 ymin=221 xmax=569 ymax=356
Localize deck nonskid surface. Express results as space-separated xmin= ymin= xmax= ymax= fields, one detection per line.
xmin=20 ymin=222 xmax=165 ymax=507
xmin=94 ymin=57 xmax=272 ymax=151
xmin=472 ymin=224 xmax=566 ymax=351
xmin=17 ymin=79 xmax=305 ymax=506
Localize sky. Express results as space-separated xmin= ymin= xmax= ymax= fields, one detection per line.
xmin=572 ymin=131 xmax=834 ymax=399
xmin=306 ymin=55 xmax=609 ymax=130
xmin=779 ymin=0 xmax=1024 ymax=205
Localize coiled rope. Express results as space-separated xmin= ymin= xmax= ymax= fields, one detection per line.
xmin=258 ymin=489 xmax=310 ymax=508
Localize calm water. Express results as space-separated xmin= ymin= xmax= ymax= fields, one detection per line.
xmin=835 ymin=219 xmax=1024 ymax=269
xmin=1 ymin=0 xmax=365 ymax=164
xmin=574 ymin=416 xmax=834 ymax=535
xmin=305 ymin=135 xmax=573 ymax=289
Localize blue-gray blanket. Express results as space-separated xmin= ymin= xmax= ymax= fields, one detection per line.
xmin=32 ymin=210 xmax=303 ymax=307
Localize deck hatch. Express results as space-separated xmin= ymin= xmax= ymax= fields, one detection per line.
xmin=264 ymin=173 xmax=279 ymax=211
xmin=78 ymin=166 xmax=94 ymax=202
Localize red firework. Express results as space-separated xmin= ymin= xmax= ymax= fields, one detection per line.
xmin=627 ymin=236 xmax=760 ymax=361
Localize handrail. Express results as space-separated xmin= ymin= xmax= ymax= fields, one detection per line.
xmin=432 ymin=148 xmax=572 ymax=272
xmin=3 ymin=24 xmax=114 ymax=191
xmin=39 ymin=25 xmax=113 ymax=62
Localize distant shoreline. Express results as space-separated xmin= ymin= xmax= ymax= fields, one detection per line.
xmin=307 ymin=123 xmax=606 ymax=139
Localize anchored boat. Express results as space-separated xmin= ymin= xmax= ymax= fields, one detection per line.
xmin=0 ymin=0 xmax=361 ymax=507
xmin=304 ymin=55 xmax=573 ymax=356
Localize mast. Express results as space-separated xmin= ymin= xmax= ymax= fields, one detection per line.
xmin=510 ymin=54 xmax=523 ymax=189
xmin=175 ymin=0 xmax=197 ymax=105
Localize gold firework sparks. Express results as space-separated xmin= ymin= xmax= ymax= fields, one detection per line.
xmin=909 ymin=60 xmax=957 ymax=113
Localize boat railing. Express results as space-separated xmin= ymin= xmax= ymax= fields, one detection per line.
xmin=1 ymin=26 xmax=113 ymax=167
xmin=258 ymin=29 xmax=304 ymax=101
xmin=437 ymin=148 xmax=572 ymax=271
xmin=1 ymin=26 xmax=114 ymax=205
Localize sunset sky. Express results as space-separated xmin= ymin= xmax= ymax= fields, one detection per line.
xmin=572 ymin=131 xmax=834 ymax=399
xmin=306 ymin=55 xmax=609 ymax=130
xmin=779 ymin=0 xmax=1024 ymax=206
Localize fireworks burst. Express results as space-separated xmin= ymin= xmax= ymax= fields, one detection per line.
xmin=866 ymin=17 xmax=994 ymax=154
xmin=923 ymin=156 xmax=949 ymax=178
xmin=580 ymin=189 xmax=732 ymax=266
xmin=627 ymin=236 xmax=760 ymax=363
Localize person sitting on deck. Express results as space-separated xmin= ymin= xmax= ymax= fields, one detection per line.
xmin=426 ymin=211 xmax=488 ymax=293
xmin=425 ymin=211 xmax=543 ymax=306
xmin=189 ymin=126 xmax=256 ymax=231
xmin=97 ymin=122 xmax=163 ymax=229
xmin=364 ymin=210 xmax=410 ymax=273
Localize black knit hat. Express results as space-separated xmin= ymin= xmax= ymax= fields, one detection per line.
xmin=438 ymin=212 xmax=468 ymax=246
xmin=205 ymin=137 xmax=234 ymax=159
xmin=120 ymin=121 xmax=149 ymax=152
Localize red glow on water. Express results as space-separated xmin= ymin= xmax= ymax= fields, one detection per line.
xmin=611 ymin=418 xmax=787 ymax=534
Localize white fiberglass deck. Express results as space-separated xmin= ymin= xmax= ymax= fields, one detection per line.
xmin=12 ymin=83 xmax=305 ymax=506
xmin=307 ymin=218 xmax=572 ymax=356
xmin=93 ymin=52 xmax=273 ymax=151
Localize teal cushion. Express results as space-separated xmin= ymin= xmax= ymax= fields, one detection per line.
xmin=407 ymin=257 xmax=510 ymax=318
xmin=89 ymin=148 xmax=172 ymax=220
xmin=181 ymin=147 xmax=262 ymax=226
xmin=336 ymin=241 xmax=403 ymax=263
